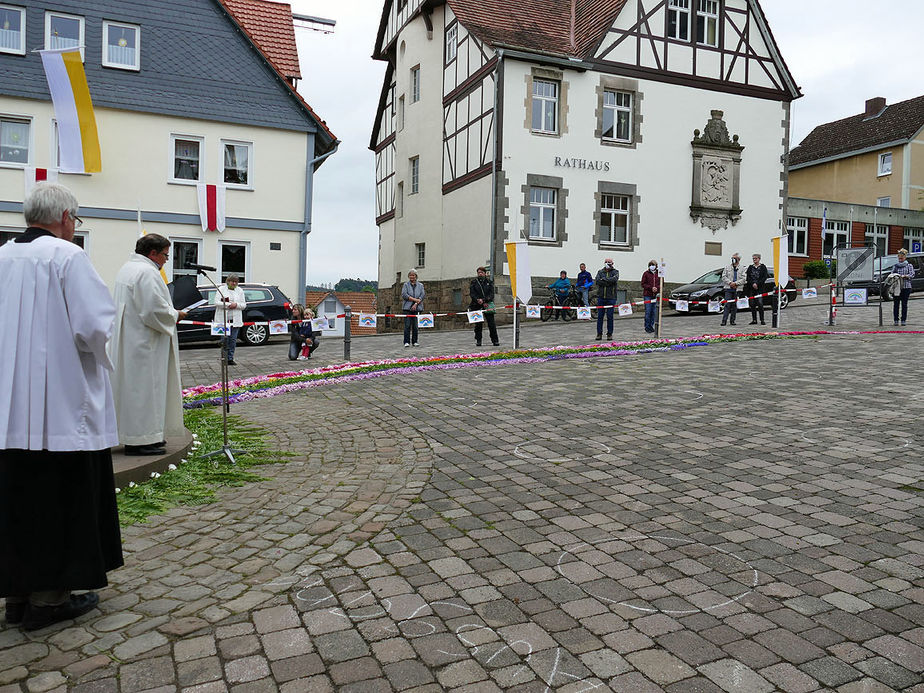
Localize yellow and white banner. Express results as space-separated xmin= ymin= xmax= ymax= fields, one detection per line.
xmin=771 ymin=235 xmax=790 ymax=286
xmin=39 ymin=48 xmax=101 ymax=173
xmin=504 ymin=240 xmax=532 ymax=303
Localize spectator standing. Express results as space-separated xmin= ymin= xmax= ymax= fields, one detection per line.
xmin=108 ymin=234 xmax=185 ymax=456
xmin=212 ymin=274 xmax=246 ymax=365
xmin=595 ymin=258 xmax=620 ymax=340
xmin=0 ymin=183 xmax=123 ymax=631
xmin=547 ymin=270 xmax=571 ymax=320
xmin=745 ymin=253 xmax=768 ymax=325
xmin=641 ymin=260 xmax=660 ymax=333
xmin=469 ymin=266 xmax=499 ymax=347
xmin=401 ymin=270 xmax=425 ymax=347
xmin=892 ymin=248 xmax=915 ymax=326
xmin=720 ymin=253 xmax=743 ymax=326
xmin=576 ymin=263 xmax=593 ymax=306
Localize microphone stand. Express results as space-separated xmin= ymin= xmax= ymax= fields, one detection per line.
xmin=193 ymin=267 xmax=247 ymax=465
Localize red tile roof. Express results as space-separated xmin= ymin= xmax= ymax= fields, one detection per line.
xmin=446 ymin=0 xmax=628 ymax=58
xmin=223 ymin=0 xmax=301 ymax=80
xmin=790 ymin=95 xmax=924 ymax=167
xmin=304 ymin=291 xmax=378 ymax=335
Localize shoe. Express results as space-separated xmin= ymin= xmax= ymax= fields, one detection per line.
xmin=721 ymin=321 xmax=727 ymax=326
xmin=22 ymin=593 xmax=99 ymax=632
xmin=124 ymin=444 xmax=163 ymax=456
xmin=894 ymin=321 xmax=899 ymax=326
xmin=492 ymin=342 xmax=499 ymax=347
xmin=412 ymin=342 xmax=419 ymax=347
xmin=475 ymin=340 xmax=482 ymax=347
xmin=749 ymin=320 xmax=758 ymax=325
xmin=404 ymin=343 xmax=410 ymax=347
xmin=4 ymin=601 xmax=25 ymax=625
xmin=760 ymin=321 xmax=765 ymax=325
xmin=730 ymin=322 xmax=736 ymax=326
xmin=296 ymin=355 xmax=308 ymax=361
xmin=901 ymin=321 xmax=906 ymax=326
xmin=227 ymin=359 xmax=236 ymax=365
xmin=606 ymin=334 xmax=612 ymax=339
xmin=595 ymin=334 xmax=602 ymax=340
xmin=645 ymin=328 xmax=654 ymax=333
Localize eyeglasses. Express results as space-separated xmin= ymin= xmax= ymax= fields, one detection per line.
xmin=70 ymin=212 xmax=83 ymax=228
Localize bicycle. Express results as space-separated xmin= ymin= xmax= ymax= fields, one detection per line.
xmin=540 ymin=287 xmax=574 ymax=322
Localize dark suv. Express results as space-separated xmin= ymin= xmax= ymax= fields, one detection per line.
xmin=669 ymin=268 xmax=797 ymax=312
xmin=177 ymin=283 xmax=293 ymax=346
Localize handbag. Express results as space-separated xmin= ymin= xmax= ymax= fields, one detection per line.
xmin=485 ymin=301 xmax=495 ymax=314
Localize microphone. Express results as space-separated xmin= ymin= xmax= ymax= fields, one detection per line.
xmin=185 ymin=262 xmax=217 ymax=272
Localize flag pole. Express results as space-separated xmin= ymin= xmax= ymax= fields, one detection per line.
xmin=657 ymin=257 xmax=664 ymax=338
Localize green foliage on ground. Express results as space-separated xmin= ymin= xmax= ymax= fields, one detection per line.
xmin=116 ymin=409 xmax=294 ymax=526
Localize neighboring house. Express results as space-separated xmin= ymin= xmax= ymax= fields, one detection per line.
xmin=0 ymin=0 xmax=337 ymax=300
xmin=305 ymin=290 xmax=378 ymax=336
xmin=789 ymin=95 xmax=924 ymax=211
xmin=370 ymin=0 xmax=800 ymax=317
xmin=785 ymin=95 xmax=924 ymax=273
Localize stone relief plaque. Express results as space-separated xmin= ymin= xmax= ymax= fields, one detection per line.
xmin=690 ymin=110 xmax=743 ymax=232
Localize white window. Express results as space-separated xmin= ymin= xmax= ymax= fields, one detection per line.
xmin=602 ymin=90 xmax=632 ymax=142
xmin=45 ymin=12 xmax=84 ymax=60
xmin=410 ymin=66 xmax=420 ymax=103
xmin=786 ymin=216 xmax=808 ymax=256
xmin=416 ymin=242 xmax=425 ymax=268
xmin=218 ymin=241 xmax=248 ymax=283
xmin=445 ymin=24 xmax=457 ymax=64
xmin=398 ymin=95 xmax=405 ymax=131
xmin=0 ymin=5 xmax=25 ymax=55
xmin=696 ymin=0 xmax=718 ymax=46
xmin=878 ymin=151 xmax=892 ymax=176
xmin=72 ymin=230 xmax=88 ymax=251
xmin=877 ymin=196 xmax=891 ymax=208
xmin=102 ymin=21 xmax=140 ymax=70
xmin=668 ymin=0 xmax=690 ymax=41
xmin=170 ymin=135 xmax=203 ymax=182
xmin=822 ymin=220 xmax=849 ymax=257
xmin=865 ymin=224 xmax=889 ymax=257
xmin=0 ymin=115 xmax=30 ymax=165
xmin=600 ymin=194 xmax=630 ymax=245
xmin=529 ymin=187 xmax=556 ymax=239
xmin=222 ymin=140 xmax=252 ymax=188
xmin=904 ymin=227 xmax=924 ymax=252
xmin=170 ymin=239 xmax=202 ymax=282
xmin=531 ymin=79 xmax=558 ymax=134
xmin=323 ymin=298 xmax=337 ymax=313
xmin=410 ymin=156 xmax=419 ymax=194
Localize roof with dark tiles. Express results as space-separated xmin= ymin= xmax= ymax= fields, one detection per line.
xmin=790 ymin=95 xmax=924 ymax=167
xmin=0 ymin=0 xmax=334 ymax=150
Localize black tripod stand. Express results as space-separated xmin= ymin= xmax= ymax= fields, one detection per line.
xmin=193 ymin=268 xmax=247 ymax=465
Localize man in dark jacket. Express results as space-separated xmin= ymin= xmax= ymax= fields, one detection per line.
xmin=595 ymin=258 xmax=619 ymax=340
xmin=469 ymin=266 xmax=499 ymax=347
xmin=745 ymin=253 xmax=769 ymax=325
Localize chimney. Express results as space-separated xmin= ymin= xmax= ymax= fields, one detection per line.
xmin=864 ymin=97 xmax=886 ymax=118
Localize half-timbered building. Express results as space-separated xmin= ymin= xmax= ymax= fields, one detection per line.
xmin=371 ymin=0 xmax=800 ymax=315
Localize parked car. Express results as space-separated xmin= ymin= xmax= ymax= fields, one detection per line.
xmin=844 ymin=252 xmax=924 ymax=298
xmin=669 ymin=268 xmax=797 ymax=312
xmin=177 ymin=283 xmax=293 ymax=345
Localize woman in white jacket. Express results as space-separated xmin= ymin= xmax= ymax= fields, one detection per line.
xmin=212 ymin=275 xmax=247 ymax=364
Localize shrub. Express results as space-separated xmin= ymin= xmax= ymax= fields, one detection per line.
xmin=802 ymin=260 xmax=833 ymax=279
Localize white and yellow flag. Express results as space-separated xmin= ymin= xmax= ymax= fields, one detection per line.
xmin=504 ymin=240 xmax=532 ymax=303
xmin=771 ymin=235 xmax=790 ymax=286
xmin=39 ymin=48 xmax=101 ymax=173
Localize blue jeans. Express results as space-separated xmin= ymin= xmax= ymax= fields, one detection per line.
xmin=580 ymin=288 xmax=590 ymax=307
xmin=644 ymin=298 xmax=659 ymax=332
xmin=224 ymin=326 xmax=240 ymax=361
xmin=721 ymin=289 xmax=738 ymax=324
xmin=596 ymin=298 xmax=615 ymax=336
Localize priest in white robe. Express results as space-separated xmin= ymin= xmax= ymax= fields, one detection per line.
xmin=108 ymin=234 xmax=186 ymax=456
xmin=0 ymin=183 xmax=123 ymax=631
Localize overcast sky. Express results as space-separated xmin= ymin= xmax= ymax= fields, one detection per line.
xmin=291 ymin=0 xmax=923 ymax=287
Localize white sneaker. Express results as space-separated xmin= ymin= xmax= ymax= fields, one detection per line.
xmin=297 ymin=355 xmax=308 ymax=360
xmin=412 ymin=342 xmax=419 ymax=347
xmin=404 ymin=343 xmax=410 ymax=347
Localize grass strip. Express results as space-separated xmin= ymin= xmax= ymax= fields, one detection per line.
xmin=116 ymin=408 xmax=294 ymax=526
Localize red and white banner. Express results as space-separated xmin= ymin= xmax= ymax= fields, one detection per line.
xmin=196 ymin=183 xmax=226 ymax=232
xmin=24 ymin=167 xmax=59 ymax=197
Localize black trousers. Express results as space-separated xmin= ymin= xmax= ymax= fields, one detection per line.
xmin=473 ymin=312 xmax=498 ymax=344
xmin=748 ymin=291 xmax=764 ymax=322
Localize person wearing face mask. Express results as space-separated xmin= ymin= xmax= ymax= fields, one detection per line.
xmin=720 ymin=253 xmax=742 ymax=327
xmin=594 ymin=258 xmax=619 ymax=340
xmin=640 ymin=260 xmax=660 ymax=333
xmin=745 ymin=253 xmax=768 ymax=325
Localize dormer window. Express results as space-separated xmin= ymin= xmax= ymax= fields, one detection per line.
xmin=103 ymin=21 xmax=140 ymax=71
xmin=45 ymin=12 xmax=84 ymax=60
xmin=0 ymin=5 xmax=25 ymax=55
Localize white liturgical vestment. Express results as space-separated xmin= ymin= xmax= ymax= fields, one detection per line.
xmin=108 ymin=254 xmax=184 ymax=446
xmin=0 ymin=235 xmax=119 ymax=451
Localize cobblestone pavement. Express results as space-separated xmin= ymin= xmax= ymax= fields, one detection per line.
xmin=2 ymin=304 xmax=923 ymax=692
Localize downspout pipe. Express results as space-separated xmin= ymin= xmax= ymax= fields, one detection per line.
xmin=489 ymin=49 xmax=504 ymax=274
xmin=300 ymin=135 xmax=340 ymax=297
